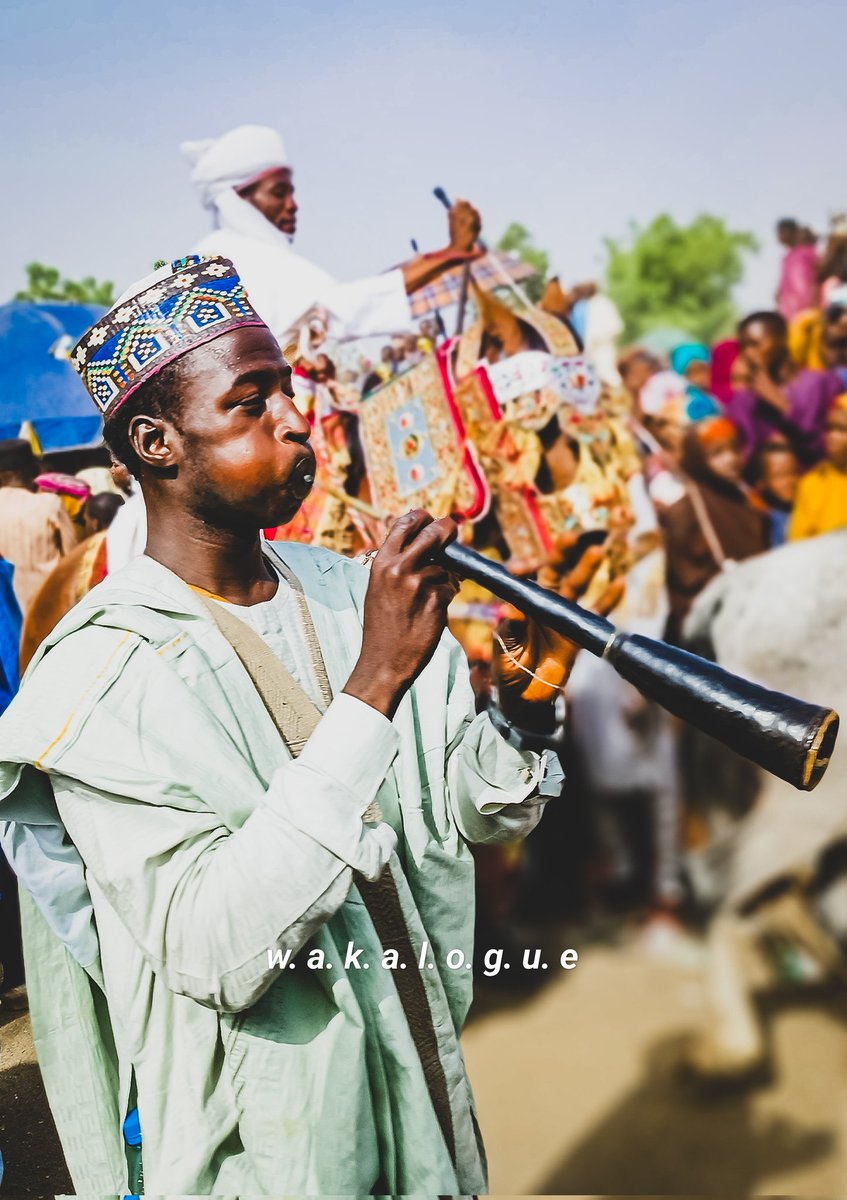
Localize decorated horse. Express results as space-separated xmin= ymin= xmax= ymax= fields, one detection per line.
xmin=274 ymin=285 xmax=647 ymax=648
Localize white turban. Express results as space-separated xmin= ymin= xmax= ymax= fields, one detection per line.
xmin=181 ymin=124 xmax=289 ymax=211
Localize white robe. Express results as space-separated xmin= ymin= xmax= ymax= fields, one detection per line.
xmin=0 ymin=543 xmax=561 ymax=1194
xmin=104 ymin=488 xmax=147 ymax=573
xmin=584 ymin=292 xmax=624 ymax=387
xmin=192 ymin=190 xmax=412 ymax=343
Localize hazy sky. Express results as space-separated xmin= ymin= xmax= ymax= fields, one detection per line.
xmin=3 ymin=0 xmax=844 ymax=314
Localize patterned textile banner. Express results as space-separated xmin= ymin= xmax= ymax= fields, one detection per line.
xmin=408 ymin=252 xmax=535 ymax=318
xmin=358 ymin=353 xmax=489 ymax=520
xmin=486 ymin=352 xmax=601 ymax=416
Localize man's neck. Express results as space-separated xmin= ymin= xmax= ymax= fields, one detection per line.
xmin=144 ymin=509 xmax=278 ymax=606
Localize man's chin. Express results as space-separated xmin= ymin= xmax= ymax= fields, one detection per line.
xmin=266 ymin=495 xmax=304 ymax=527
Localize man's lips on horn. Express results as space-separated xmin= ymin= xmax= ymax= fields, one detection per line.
xmin=290 ymin=450 xmax=316 ymax=500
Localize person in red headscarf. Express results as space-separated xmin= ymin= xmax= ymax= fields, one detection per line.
xmin=659 ymin=416 xmax=771 ymax=644
xmin=710 ymin=338 xmax=748 ymax=407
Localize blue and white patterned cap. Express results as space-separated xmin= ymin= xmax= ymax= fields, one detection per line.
xmin=71 ymin=254 xmax=266 ymax=419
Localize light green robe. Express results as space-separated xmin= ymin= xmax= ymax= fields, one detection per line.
xmin=0 ymin=542 xmax=552 ymax=1195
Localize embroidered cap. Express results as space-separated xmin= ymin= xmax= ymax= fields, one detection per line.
xmin=71 ymin=255 xmax=266 ymax=419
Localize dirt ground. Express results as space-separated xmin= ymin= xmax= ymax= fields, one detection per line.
xmin=2 ymin=936 xmax=846 ymax=1197
xmin=464 ymin=938 xmax=847 ymax=1196
xmin=0 ymin=1008 xmax=71 ymax=1196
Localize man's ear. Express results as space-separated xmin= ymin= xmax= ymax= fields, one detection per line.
xmin=128 ymin=415 xmax=180 ymax=472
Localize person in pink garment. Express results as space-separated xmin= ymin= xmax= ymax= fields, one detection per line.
xmin=729 ymin=310 xmax=842 ymax=467
xmin=775 ymin=218 xmax=819 ymax=321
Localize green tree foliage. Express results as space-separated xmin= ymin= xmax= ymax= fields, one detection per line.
xmin=15 ymin=262 xmax=115 ymax=306
xmin=496 ymin=222 xmax=550 ymax=303
xmin=604 ymin=214 xmax=758 ymax=345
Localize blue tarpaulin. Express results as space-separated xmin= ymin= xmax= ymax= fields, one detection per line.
xmin=0 ymin=301 xmax=105 ymax=451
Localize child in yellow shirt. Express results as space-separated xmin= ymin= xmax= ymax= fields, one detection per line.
xmin=789 ymin=393 xmax=847 ymax=539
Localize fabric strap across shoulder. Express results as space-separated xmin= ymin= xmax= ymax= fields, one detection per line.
xmin=198 ymin=558 xmax=457 ymax=1167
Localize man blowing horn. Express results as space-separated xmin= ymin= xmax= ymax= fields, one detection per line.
xmin=0 ymin=255 xmax=617 ymax=1194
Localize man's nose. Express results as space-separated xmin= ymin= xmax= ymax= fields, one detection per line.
xmin=270 ymin=394 xmax=311 ymax=442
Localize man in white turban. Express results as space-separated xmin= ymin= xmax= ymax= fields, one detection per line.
xmin=183 ymin=124 xmax=481 ymax=342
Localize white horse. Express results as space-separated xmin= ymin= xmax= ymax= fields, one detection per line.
xmin=682 ymin=530 xmax=847 ymax=1079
